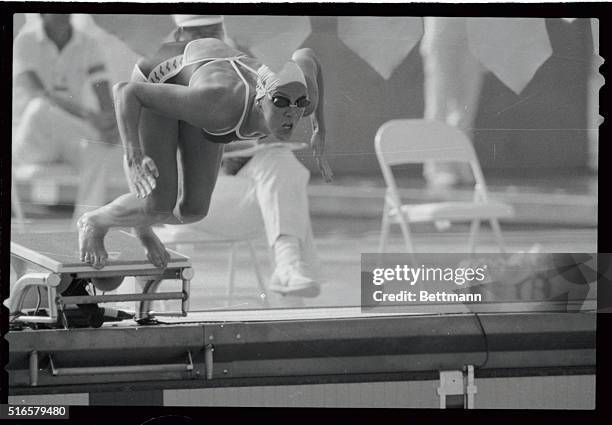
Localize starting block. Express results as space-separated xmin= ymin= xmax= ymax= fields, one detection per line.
xmin=9 ymin=231 xmax=194 ymax=327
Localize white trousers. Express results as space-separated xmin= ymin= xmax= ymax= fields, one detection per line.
xmin=12 ymin=96 xmax=123 ymax=218
xmin=238 ymin=146 xmax=318 ymax=268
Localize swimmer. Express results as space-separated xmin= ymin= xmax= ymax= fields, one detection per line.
xmin=78 ymin=32 xmax=331 ymax=270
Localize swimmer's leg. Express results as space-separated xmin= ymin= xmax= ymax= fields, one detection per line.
xmin=175 ymin=121 xmax=224 ymax=222
xmin=78 ymin=109 xmax=180 ymax=269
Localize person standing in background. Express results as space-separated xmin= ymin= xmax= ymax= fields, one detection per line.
xmin=420 ymin=17 xmax=481 ymax=187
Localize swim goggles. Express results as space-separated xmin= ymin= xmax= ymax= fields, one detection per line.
xmin=268 ymin=93 xmax=311 ymax=109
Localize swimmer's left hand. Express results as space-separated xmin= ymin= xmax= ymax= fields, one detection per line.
xmin=311 ymin=130 xmax=333 ymax=183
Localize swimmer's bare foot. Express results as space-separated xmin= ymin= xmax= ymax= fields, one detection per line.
xmin=135 ymin=226 xmax=171 ymax=269
xmin=77 ymin=213 xmax=109 ymax=270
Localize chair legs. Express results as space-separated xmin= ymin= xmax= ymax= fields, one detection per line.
xmin=11 ymin=176 xmax=26 ymax=233
xmin=468 ymin=218 xmax=507 ymax=254
xmin=397 ymin=219 xmax=417 ymax=263
xmin=490 ymin=218 xmax=506 ymax=254
xmin=381 ymin=215 xmax=506 ymax=259
xmin=468 ymin=219 xmax=480 ymax=254
xmin=226 ymin=241 xmax=269 ymax=307
xmin=163 ymin=239 xmax=268 ymax=308
xmin=247 ymin=241 xmax=269 ymax=306
xmin=226 ymin=243 xmax=238 ymax=307
xmin=379 ymin=204 xmax=417 ymax=264
xmin=378 ymin=211 xmax=390 ymax=254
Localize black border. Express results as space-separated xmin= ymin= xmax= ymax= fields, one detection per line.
xmin=1 ymin=2 xmax=610 ymax=423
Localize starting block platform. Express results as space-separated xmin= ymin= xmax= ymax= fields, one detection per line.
xmin=9 ymin=231 xmax=194 ymax=327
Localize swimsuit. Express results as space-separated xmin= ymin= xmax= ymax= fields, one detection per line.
xmin=135 ymin=39 xmax=264 ymax=144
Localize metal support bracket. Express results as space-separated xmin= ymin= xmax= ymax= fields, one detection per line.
xmin=47 ymin=350 xmax=194 ymax=378
xmin=29 ymin=350 xmax=38 ymax=387
xmin=437 ymin=365 xmax=477 ymax=409
xmin=205 ymin=344 xmax=214 ymax=380
xmin=9 ymin=273 xmax=61 ymax=324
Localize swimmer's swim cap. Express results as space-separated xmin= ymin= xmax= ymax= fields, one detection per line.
xmin=276 ymin=61 xmax=307 ymax=88
xmin=256 ymin=61 xmax=306 ymax=100
xmin=173 ymin=15 xmax=224 ymax=27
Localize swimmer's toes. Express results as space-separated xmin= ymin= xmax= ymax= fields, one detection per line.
xmin=92 ymin=255 xmax=102 ymax=270
xmin=157 ymin=252 xmax=169 ymax=269
xmin=95 ymin=254 xmax=107 ymax=269
xmin=147 ymin=252 xmax=161 ymax=268
xmin=158 ymin=253 xmax=168 ymax=269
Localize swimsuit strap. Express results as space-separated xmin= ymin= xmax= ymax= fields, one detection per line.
xmin=233 ymin=60 xmax=262 ymax=140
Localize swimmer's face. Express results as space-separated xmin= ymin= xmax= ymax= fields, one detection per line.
xmin=261 ymin=82 xmax=309 ymax=141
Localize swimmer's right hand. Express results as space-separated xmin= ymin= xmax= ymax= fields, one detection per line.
xmin=127 ymin=155 xmax=159 ymax=198
xmin=310 ymin=130 xmax=334 ymax=183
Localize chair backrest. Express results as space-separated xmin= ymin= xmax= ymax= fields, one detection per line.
xmin=375 ymin=119 xmax=489 ymax=202
xmin=375 ymin=119 xmax=477 ymax=166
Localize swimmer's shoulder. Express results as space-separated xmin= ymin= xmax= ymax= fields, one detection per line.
xmin=188 ymin=76 xmax=250 ymax=134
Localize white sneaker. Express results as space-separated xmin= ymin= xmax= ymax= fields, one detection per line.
xmin=268 ymin=262 xmax=321 ymax=298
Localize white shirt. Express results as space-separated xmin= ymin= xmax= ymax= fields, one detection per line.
xmin=13 ymin=21 xmax=109 ymax=103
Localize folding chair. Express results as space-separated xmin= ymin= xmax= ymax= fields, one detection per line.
xmin=375 ymin=119 xmax=514 ymax=257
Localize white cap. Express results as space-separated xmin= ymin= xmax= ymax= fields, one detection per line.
xmin=276 ymin=61 xmax=307 ymax=88
xmin=255 ymin=61 xmax=307 ymax=100
xmin=173 ymin=15 xmax=224 ymax=27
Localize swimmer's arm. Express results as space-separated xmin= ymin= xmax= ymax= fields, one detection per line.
xmin=113 ymin=81 xmax=226 ymax=159
xmin=311 ymin=53 xmax=326 ymax=139
xmin=291 ymin=49 xmax=325 ymax=134
xmin=311 ymin=56 xmax=333 ymax=183
xmin=292 ymin=49 xmax=333 ymax=182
